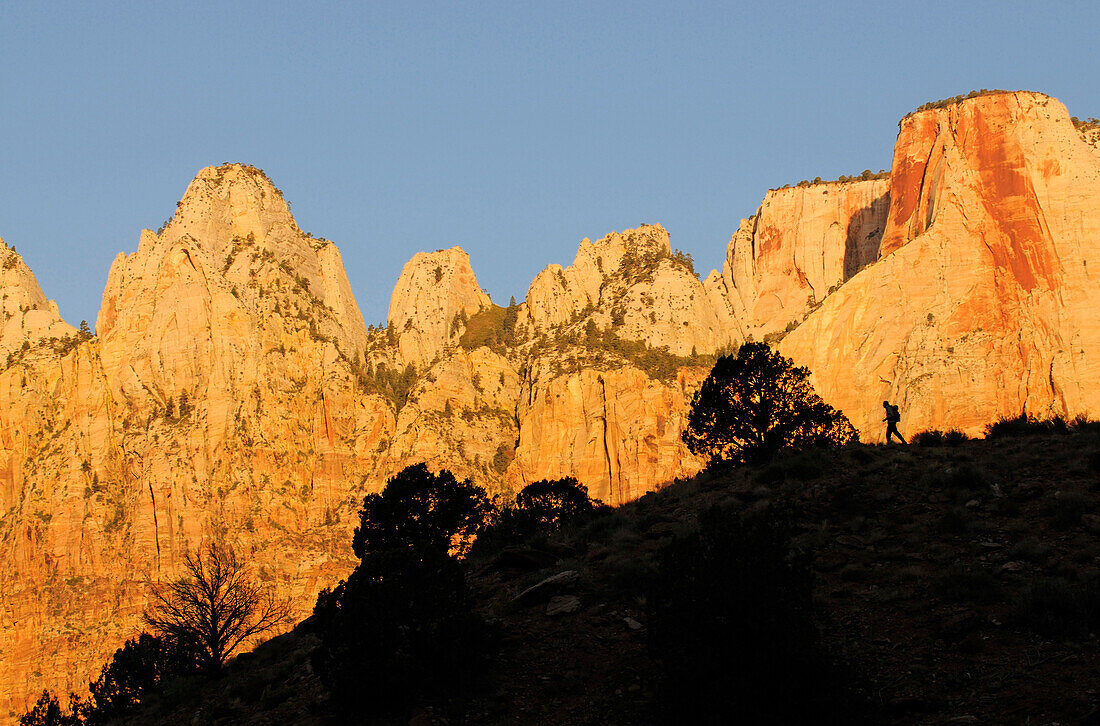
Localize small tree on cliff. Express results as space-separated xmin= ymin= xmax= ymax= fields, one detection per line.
xmin=683 ymin=342 xmax=857 ymax=467
xmin=143 ymin=542 xmax=290 ymax=675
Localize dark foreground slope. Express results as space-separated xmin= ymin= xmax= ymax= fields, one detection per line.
xmin=123 ymin=426 xmax=1100 ymax=725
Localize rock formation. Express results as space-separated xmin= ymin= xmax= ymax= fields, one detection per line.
xmin=780 ymin=91 xmax=1100 ymax=438
xmin=523 ymin=224 xmax=739 ymax=356
xmin=0 ymin=165 xmax=392 ymax=720
xmin=388 ymin=247 xmax=491 ymax=368
xmin=0 ymin=239 xmax=77 ymax=359
xmin=704 ymin=179 xmax=889 ymax=340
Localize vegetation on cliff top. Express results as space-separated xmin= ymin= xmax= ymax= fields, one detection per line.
xmin=901 ymin=89 xmax=1033 ymax=121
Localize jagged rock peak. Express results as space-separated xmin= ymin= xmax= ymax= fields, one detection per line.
xmin=522 ymin=224 xmax=738 ymax=355
xmin=523 ymin=224 xmax=670 ymax=332
xmin=153 ymin=163 xmax=315 ymax=259
xmin=0 ymin=237 xmax=77 ymax=357
xmin=96 ymin=164 xmax=368 ymax=397
xmin=388 ymin=246 xmax=491 ymax=368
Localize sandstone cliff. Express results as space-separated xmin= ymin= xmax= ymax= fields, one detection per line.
xmin=781 ymin=91 xmax=1100 ymax=438
xmin=0 ymin=239 xmax=77 ymax=359
xmin=704 ymin=179 xmax=890 ymax=340
xmin=0 ymin=165 xmax=391 ymax=719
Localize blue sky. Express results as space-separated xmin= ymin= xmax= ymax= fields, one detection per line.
xmin=1 ymin=1 xmax=1097 ymax=328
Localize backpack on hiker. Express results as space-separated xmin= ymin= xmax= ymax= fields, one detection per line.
xmin=886 ymin=404 xmax=900 ymax=423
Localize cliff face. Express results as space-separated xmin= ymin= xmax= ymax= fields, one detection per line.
xmin=781 ymin=92 xmax=1100 ymax=438
xmin=704 ymin=179 xmax=890 ymax=339
xmin=387 ymin=247 xmax=491 ymax=369
xmin=0 ymin=165 xmax=390 ymax=719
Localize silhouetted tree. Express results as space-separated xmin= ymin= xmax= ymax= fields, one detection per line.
xmin=84 ymin=633 xmax=196 ymax=724
xmin=312 ymin=547 xmax=487 ymax=715
xmin=514 ymin=477 xmax=600 ymax=532
xmin=19 ymin=691 xmax=81 ymax=726
xmin=683 ymin=342 xmax=857 ymax=467
xmin=472 ymin=477 xmax=602 ymax=553
xmin=352 ymin=463 xmax=493 ymax=558
xmin=143 ymin=542 xmax=290 ymax=674
xmin=314 ymin=464 xmax=492 ymax=717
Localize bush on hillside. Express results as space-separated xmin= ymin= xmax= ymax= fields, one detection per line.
xmin=985 ymin=414 xmax=1099 ymax=438
xmin=473 ymin=477 xmax=604 ymax=553
xmin=352 ymin=463 xmax=494 ymax=558
xmin=682 ymin=343 xmax=857 ymax=468
xmin=313 ymin=464 xmax=494 ymax=718
xmin=913 ymin=429 xmax=970 ymax=446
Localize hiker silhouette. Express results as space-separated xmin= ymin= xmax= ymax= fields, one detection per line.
xmin=882 ymin=400 xmax=906 ymax=444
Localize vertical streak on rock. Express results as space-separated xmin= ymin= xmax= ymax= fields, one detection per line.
xmin=597 ymin=375 xmax=618 ymax=503
xmin=148 ymin=482 xmax=160 ymax=572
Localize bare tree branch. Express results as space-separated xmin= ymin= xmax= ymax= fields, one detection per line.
xmin=143 ymin=542 xmax=291 ymax=674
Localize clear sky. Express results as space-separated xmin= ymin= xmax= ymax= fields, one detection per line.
xmin=1 ymin=1 xmax=1097 ymax=328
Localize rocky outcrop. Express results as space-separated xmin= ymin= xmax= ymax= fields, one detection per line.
xmin=782 ymin=92 xmax=1100 ymax=438
xmin=524 ymin=224 xmax=738 ymax=356
xmin=0 ymin=239 xmax=77 ymax=358
xmin=705 ymin=180 xmax=889 ymax=339
xmin=387 ymin=247 xmax=491 ymax=368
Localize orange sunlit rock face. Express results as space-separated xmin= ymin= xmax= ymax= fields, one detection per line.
xmin=782 ymin=91 xmax=1100 ymax=439
xmin=705 ymin=179 xmax=890 ymax=339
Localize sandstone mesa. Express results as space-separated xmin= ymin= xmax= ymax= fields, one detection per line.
xmin=1 ymin=90 xmax=1098 ymax=720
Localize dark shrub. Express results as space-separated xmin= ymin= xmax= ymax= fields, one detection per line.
xmin=1048 ymin=491 xmax=1091 ymax=529
xmin=937 ymin=506 xmax=971 ymax=534
xmin=923 ymin=462 xmax=991 ymax=492
xmin=1008 ymin=537 xmax=1050 ymax=563
xmin=984 ymin=414 xmax=1098 ymax=438
xmin=913 ymin=430 xmax=945 ymax=446
xmin=353 ymin=463 xmax=493 ymax=558
xmin=19 ymin=692 xmax=81 ymax=726
xmin=1087 ymin=450 xmax=1100 ymax=476
xmin=683 ymin=343 xmax=857 ymax=468
xmin=934 ymin=565 xmax=1000 ymax=603
xmin=85 ymin=633 xmax=196 ymax=723
xmin=914 ymin=429 xmax=970 ymax=446
xmin=473 ymin=477 xmax=602 ymax=554
xmin=647 ymin=504 xmax=868 ymax=725
xmin=514 ymin=477 xmax=600 ymax=531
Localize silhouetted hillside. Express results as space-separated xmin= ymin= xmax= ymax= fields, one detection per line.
xmin=105 ymin=422 xmax=1100 ymax=724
